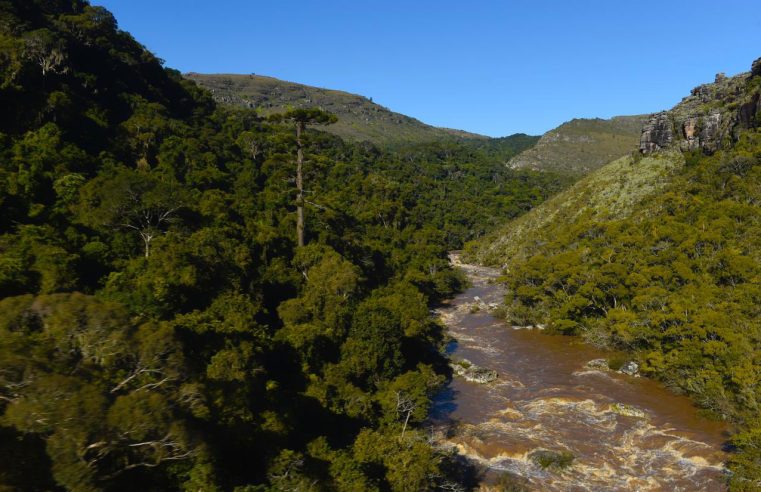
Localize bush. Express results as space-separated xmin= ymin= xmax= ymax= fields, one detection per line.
xmin=529 ymin=450 xmax=575 ymax=470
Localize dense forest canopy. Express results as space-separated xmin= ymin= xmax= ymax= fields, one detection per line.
xmin=0 ymin=1 xmax=566 ymax=490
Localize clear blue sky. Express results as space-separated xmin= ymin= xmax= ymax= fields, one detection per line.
xmin=92 ymin=0 xmax=761 ymax=137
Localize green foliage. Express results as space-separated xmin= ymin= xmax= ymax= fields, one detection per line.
xmin=269 ymin=107 xmax=338 ymax=126
xmin=0 ymin=1 xmax=563 ymax=489
xmin=187 ymin=73 xmax=501 ymax=146
xmin=507 ymin=115 xmax=648 ymax=176
xmin=476 ymin=127 xmax=761 ymax=484
xmin=529 ymin=450 xmax=575 ymax=470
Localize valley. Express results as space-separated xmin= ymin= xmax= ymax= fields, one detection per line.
xmin=0 ymin=1 xmax=760 ymax=490
xmin=433 ymin=256 xmax=729 ymax=491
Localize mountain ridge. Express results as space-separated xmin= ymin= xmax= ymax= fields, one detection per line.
xmin=185 ymin=72 xmax=490 ymax=145
xmin=506 ymin=114 xmax=648 ymax=176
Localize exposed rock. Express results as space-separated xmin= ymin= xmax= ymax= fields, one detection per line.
xmin=679 ymin=112 xmax=722 ymax=153
xmin=510 ymin=324 xmax=546 ymax=331
xmin=639 ymin=112 xmax=673 ymax=153
xmin=609 ymin=403 xmax=647 ymax=419
xmin=737 ymin=93 xmax=761 ymax=131
xmin=469 ymin=296 xmax=501 ymax=314
xmin=618 ymin=361 xmax=640 ymax=376
xmin=450 ymin=358 xmax=498 ymax=383
xmin=640 ymin=58 xmax=761 ymax=156
xmin=752 ymin=57 xmax=761 ymax=78
xmin=585 ymin=358 xmax=610 ymax=371
xmin=701 ymin=112 xmax=723 ymax=153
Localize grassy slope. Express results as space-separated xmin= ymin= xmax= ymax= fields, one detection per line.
xmin=466 ymin=151 xmax=685 ymax=267
xmin=185 ymin=73 xmax=487 ymax=145
xmin=465 ymin=61 xmax=761 ymax=486
xmin=508 ymin=115 xmax=648 ymax=176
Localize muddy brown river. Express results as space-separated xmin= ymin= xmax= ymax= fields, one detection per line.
xmin=431 ymin=257 xmax=730 ymax=491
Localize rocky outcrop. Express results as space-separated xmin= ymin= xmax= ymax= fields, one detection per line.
xmin=450 ymin=358 xmax=498 ymax=383
xmin=752 ymin=57 xmax=761 ymax=78
xmin=737 ymin=92 xmax=760 ymax=130
xmin=679 ymin=111 xmax=722 ymax=153
xmin=639 ymin=113 xmax=673 ymax=153
xmin=640 ymin=57 xmax=761 ymax=156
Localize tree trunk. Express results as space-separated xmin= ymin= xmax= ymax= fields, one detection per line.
xmin=401 ymin=409 xmax=411 ymax=438
xmin=140 ymin=231 xmax=153 ymax=258
xmin=296 ymin=122 xmax=305 ymax=247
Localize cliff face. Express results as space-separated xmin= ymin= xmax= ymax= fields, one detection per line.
xmin=640 ymin=58 xmax=761 ymax=154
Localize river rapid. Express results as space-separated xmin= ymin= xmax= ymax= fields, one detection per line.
xmin=430 ymin=255 xmax=729 ymax=491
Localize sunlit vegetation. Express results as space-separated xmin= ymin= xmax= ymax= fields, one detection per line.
xmin=470 ymin=107 xmax=761 ymax=486
xmin=186 ymin=72 xmax=503 ymax=146
xmin=507 ymin=115 xmax=647 ymax=176
xmin=0 ymin=1 xmax=565 ymax=489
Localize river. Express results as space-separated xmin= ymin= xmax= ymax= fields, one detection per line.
xmin=430 ymin=256 xmax=730 ymax=491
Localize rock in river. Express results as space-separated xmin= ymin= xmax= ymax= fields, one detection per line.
xmin=618 ymin=361 xmax=640 ymax=376
xmin=585 ymin=358 xmax=610 ymax=371
xmin=609 ymin=403 xmax=647 ymax=419
xmin=450 ymin=358 xmax=498 ymax=383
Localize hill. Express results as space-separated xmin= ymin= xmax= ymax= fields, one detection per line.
xmin=507 ymin=115 xmax=648 ymax=176
xmin=185 ymin=72 xmax=487 ymax=145
xmin=466 ymin=57 xmax=761 ymax=488
xmin=0 ymin=2 xmax=563 ymax=490
xmin=640 ymin=64 xmax=761 ymax=154
xmin=467 ymin=151 xmax=685 ymax=267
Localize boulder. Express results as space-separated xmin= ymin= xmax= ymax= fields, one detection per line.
xmin=450 ymin=358 xmax=498 ymax=384
xmin=618 ymin=361 xmax=639 ymax=376
xmin=609 ymin=403 xmax=647 ymax=419
xmin=585 ymin=358 xmax=610 ymax=371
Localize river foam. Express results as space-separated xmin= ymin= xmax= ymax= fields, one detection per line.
xmin=431 ymin=255 xmax=729 ymax=491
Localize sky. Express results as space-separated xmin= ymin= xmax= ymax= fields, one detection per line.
xmin=92 ymin=0 xmax=761 ymax=137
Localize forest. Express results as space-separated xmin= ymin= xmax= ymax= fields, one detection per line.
xmin=0 ymin=1 xmax=568 ymax=490
xmin=470 ymin=111 xmax=761 ymax=488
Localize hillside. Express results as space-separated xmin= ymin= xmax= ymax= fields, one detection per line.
xmin=185 ymin=72 xmax=487 ymax=145
xmin=0 ymin=2 xmax=565 ymax=490
xmin=466 ymin=57 xmax=761 ymax=488
xmin=640 ymin=63 xmax=761 ymax=154
xmin=507 ymin=115 xmax=648 ymax=176
xmin=467 ymin=151 xmax=685 ymax=267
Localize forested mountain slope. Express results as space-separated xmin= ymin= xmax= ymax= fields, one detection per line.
xmin=186 ymin=73 xmax=487 ymax=146
xmin=0 ymin=1 xmax=565 ymax=490
xmin=467 ymin=58 xmax=761 ymax=489
xmin=468 ymin=151 xmax=686 ymax=267
xmin=507 ymin=115 xmax=647 ymax=176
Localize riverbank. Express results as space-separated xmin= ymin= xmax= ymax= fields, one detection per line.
xmin=431 ymin=256 xmax=729 ymax=491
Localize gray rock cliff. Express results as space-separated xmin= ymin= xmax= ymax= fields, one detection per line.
xmin=640 ymin=58 xmax=761 ymax=155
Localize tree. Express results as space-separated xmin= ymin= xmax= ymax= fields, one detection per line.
xmin=22 ymin=29 xmax=68 ymax=76
xmin=269 ymin=109 xmax=337 ymax=247
xmin=77 ymin=169 xmax=189 ymax=258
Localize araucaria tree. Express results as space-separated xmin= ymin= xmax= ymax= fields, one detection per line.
xmin=269 ymin=108 xmax=337 ymax=247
